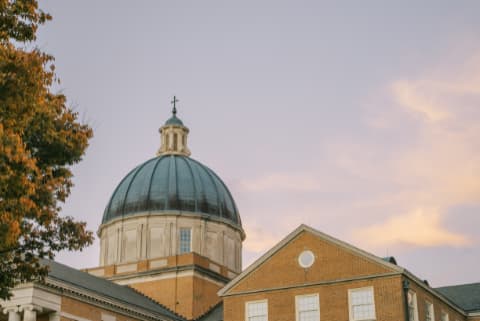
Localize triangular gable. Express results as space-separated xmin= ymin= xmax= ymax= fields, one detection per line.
xmin=219 ymin=224 xmax=403 ymax=296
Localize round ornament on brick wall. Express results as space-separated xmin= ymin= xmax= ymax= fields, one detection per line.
xmin=298 ymin=250 xmax=315 ymax=268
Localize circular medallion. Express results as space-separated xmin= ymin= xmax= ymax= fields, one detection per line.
xmin=298 ymin=250 xmax=315 ymax=268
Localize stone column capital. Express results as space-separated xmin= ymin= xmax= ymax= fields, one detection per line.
xmin=19 ymin=305 xmax=43 ymax=313
xmin=2 ymin=307 xmax=19 ymax=314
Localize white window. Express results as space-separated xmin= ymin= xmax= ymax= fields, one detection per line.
xmin=179 ymin=228 xmax=191 ymax=254
xmin=441 ymin=311 xmax=449 ymax=321
xmin=101 ymin=313 xmax=116 ymax=321
xmin=407 ymin=291 xmax=419 ymax=321
xmin=296 ymin=294 xmax=320 ymax=321
xmin=348 ymin=287 xmax=376 ymax=321
xmin=246 ymin=300 xmax=268 ymax=321
xmin=425 ymin=301 xmax=434 ymax=321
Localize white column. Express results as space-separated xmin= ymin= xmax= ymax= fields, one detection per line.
xmin=48 ymin=312 xmax=60 ymax=321
xmin=3 ymin=307 xmax=21 ymax=321
xmin=20 ymin=304 xmax=42 ymax=321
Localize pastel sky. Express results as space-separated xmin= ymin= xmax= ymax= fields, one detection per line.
xmin=36 ymin=1 xmax=480 ymax=287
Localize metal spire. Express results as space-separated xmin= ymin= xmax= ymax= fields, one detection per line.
xmin=171 ymin=96 xmax=179 ymax=116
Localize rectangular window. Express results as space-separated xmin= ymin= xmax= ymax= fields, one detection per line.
xmin=441 ymin=311 xmax=449 ymax=321
xmin=179 ymin=228 xmax=191 ymax=254
xmin=101 ymin=313 xmax=116 ymax=321
xmin=407 ymin=291 xmax=418 ymax=321
xmin=349 ymin=287 xmax=376 ymax=321
xmin=425 ymin=301 xmax=434 ymax=321
xmin=246 ymin=300 xmax=268 ymax=321
xmin=296 ymin=294 xmax=320 ymax=321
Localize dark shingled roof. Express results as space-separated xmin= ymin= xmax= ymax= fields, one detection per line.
xmin=41 ymin=259 xmax=185 ymax=321
xmin=435 ymin=283 xmax=480 ymax=313
xmin=197 ymin=303 xmax=223 ymax=321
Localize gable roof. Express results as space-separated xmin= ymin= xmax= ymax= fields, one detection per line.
xmin=218 ymin=224 xmax=403 ymax=296
xmin=436 ymin=283 xmax=480 ymax=313
xmin=41 ymin=259 xmax=185 ymax=321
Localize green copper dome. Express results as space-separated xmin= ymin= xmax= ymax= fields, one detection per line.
xmin=165 ymin=115 xmax=184 ymax=126
xmin=101 ymin=155 xmax=242 ymax=229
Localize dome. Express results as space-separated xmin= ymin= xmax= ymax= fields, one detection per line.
xmin=101 ymin=155 xmax=242 ymax=229
xmin=165 ymin=115 xmax=184 ymax=126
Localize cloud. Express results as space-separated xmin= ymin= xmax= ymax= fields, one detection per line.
xmin=353 ymin=208 xmax=469 ymax=248
xmin=347 ymin=53 xmax=480 ymax=249
xmin=239 ymin=173 xmax=321 ymax=192
xmin=243 ymin=226 xmax=279 ymax=253
xmin=391 ymin=80 xmax=451 ymax=122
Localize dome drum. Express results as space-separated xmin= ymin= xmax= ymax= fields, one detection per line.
xmin=98 ymin=214 xmax=243 ymax=273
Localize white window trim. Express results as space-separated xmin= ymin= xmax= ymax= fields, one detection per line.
xmin=441 ymin=310 xmax=450 ymax=321
xmin=425 ymin=299 xmax=435 ymax=321
xmin=295 ymin=293 xmax=320 ymax=321
xmin=348 ymin=286 xmax=376 ymax=321
xmin=408 ymin=290 xmax=419 ymax=321
xmin=245 ymin=299 xmax=268 ymax=321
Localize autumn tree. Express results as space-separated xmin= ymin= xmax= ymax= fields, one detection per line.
xmin=0 ymin=0 xmax=94 ymax=299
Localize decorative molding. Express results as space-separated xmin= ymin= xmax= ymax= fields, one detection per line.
xmin=107 ymin=263 xmax=229 ymax=285
xmin=149 ymin=259 xmax=167 ymax=269
xmin=209 ymin=263 xmax=220 ymax=274
xmin=116 ymin=263 xmax=137 ymax=274
xmin=19 ymin=304 xmax=43 ymax=312
xmin=87 ymin=268 xmax=105 ymax=277
xmin=113 ymin=269 xmax=226 ymax=288
xmin=221 ymin=272 xmax=401 ymax=297
xmin=0 ymin=285 xmax=61 ymax=313
xmin=61 ymin=312 xmax=92 ymax=321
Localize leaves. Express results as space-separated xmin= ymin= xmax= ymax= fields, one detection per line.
xmin=0 ymin=0 xmax=93 ymax=299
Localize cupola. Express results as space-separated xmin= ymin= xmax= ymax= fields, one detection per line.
xmin=157 ymin=96 xmax=191 ymax=156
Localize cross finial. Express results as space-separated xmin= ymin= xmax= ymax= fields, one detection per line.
xmin=171 ymin=96 xmax=179 ymax=116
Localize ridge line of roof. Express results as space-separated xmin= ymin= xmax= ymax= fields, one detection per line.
xmin=218 ymin=224 xmax=403 ymax=296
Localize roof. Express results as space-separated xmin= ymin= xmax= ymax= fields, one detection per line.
xmin=435 ymin=283 xmax=480 ymax=313
xmin=41 ymin=259 xmax=185 ymax=321
xmin=101 ymin=155 xmax=242 ymax=231
xmin=197 ymin=303 xmax=223 ymax=321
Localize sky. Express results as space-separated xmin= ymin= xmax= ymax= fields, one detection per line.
xmin=35 ymin=1 xmax=480 ymax=287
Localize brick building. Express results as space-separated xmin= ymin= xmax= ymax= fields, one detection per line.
xmin=1 ymin=106 xmax=479 ymax=321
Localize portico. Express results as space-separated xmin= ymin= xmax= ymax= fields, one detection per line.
xmin=1 ymin=285 xmax=60 ymax=321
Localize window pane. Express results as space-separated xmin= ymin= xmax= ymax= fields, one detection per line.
xmin=425 ymin=301 xmax=433 ymax=321
xmin=247 ymin=301 xmax=267 ymax=321
xmin=408 ymin=291 xmax=417 ymax=321
xmin=297 ymin=295 xmax=319 ymax=321
xmin=179 ymin=228 xmax=191 ymax=254
xmin=299 ymin=310 xmax=319 ymax=321
xmin=350 ymin=288 xmax=375 ymax=321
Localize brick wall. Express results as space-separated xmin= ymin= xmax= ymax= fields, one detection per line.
xmin=61 ymin=296 xmax=137 ymax=321
xmin=224 ymin=275 xmax=404 ymax=321
xmin=229 ymin=231 xmax=394 ymax=294
xmin=129 ymin=274 xmax=223 ymax=320
xmin=222 ymin=229 xmax=471 ymax=321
